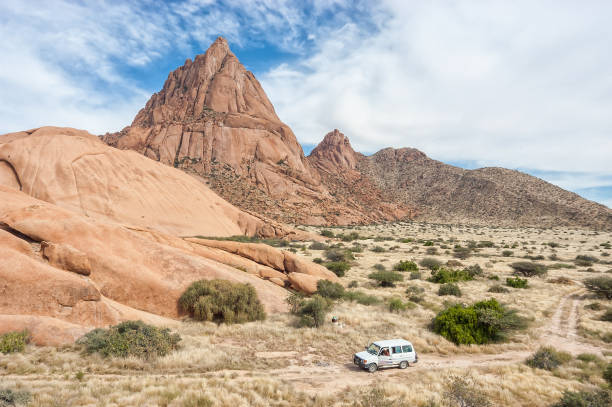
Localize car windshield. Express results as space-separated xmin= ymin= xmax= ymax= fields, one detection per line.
xmin=366 ymin=344 xmax=380 ymax=355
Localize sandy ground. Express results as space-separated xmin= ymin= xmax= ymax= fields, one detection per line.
xmin=1 ymin=221 xmax=611 ymax=406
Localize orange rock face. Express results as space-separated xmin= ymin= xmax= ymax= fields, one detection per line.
xmin=0 ymin=128 xmax=338 ymax=345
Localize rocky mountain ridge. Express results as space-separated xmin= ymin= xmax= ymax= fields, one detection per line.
xmin=104 ymin=37 xmax=611 ymax=230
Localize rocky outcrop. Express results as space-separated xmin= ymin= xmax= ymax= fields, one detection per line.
xmin=0 ymin=126 xmax=307 ymax=239
xmin=0 ymin=128 xmax=340 ymax=346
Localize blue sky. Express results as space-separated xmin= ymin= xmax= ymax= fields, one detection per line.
xmin=1 ymin=1 xmax=611 ymax=208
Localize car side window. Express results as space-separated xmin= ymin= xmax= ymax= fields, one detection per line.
xmin=402 ymin=345 xmax=413 ymax=353
xmin=392 ymin=346 xmax=402 ymax=354
xmin=380 ymin=348 xmax=390 ymax=356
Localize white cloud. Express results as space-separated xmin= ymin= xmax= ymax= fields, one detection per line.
xmin=262 ymin=1 xmax=612 ymax=177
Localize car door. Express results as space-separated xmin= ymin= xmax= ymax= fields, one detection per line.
xmin=378 ymin=347 xmax=392 ymax=367
xmin=391 ymin=345 xmax=404 ymax=364
xmin=401 ymin=344 xmax=416 ymax=362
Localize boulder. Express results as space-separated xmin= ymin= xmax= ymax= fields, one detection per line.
xmin=287 ymin=273 xmax=322 ymax=295
xmin=41 ymin=241 xmax=91 ymax=276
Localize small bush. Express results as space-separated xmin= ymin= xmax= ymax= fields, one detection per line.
xmin=406 ymin=286 xmax=425 ymax=295
xmin=446 ymin=260 xmax=464 ymax=268
xmin=343 ymin=291 xmax=380 ymax=305
xmin=501 ymin=250 xmax=513 ymax=257
xmin=410 ymin=271 xmax=422 ymax=280
xmin=585 ymin=302 xmax=602 ymax=310
xmin=313 ymin=257 xmax=323 ymax=264
xmin=0 ymin=331 xmax=28 ymax=354
xmin=320 ymin=230 xmax=334 ymax=238
xmin=309 ymin=242 xmax=328 ymax=250
xmin=442 ymin=374 xmax=492 ymax=407
xmin=316 ymin=280 xmax=345 ymax=299
xmin=338 ymin=232 xmax=361 ymax=242
xmin=428 ymin=268 xmax=473 ymax=284
xmin=420 ymin=257 xmax=442 ymax=271
xmin=293 ymin=295 xmax=332 ymax=327
xmin=526 ymin=346 xmax=571 ymax=370
xmin=77 ymin=321 xmax=181 ymax=359
xmin=506 ymin=277 xmax=528 ymax=289
xmin=576 ymin=254 xmax=599 ymax=263
xmin=371 ymin=246 xmax=386 ymax=253
xmin=551 ymin=389 xmax=611 ymax=407
xmin=373 ymin=263 xmax=386 ymax=271
xmin=0 ymin=389 xmax=31 ymax=406
xmin=488 ymin=275 xmax=500 ymax=281
xmin=368 ymin=271 xmax=404 ymax=287
xmin=324 ymin=249 xmax=353 ymax=262
xmin=584 ymin=276 xmax=612 ymax=299
xmin=601 ymin=308 xmax=612 ymax=322
xmin=389 ymin=297 xmax=407 ymax=313
xmin=325 ymin=261 xmax=350 ymax=277
xmin=438 ymin=283 xmax=462 ymax=297
xmin=548 ymin=277 xmax=573 ymax=285
xmin=424 ymin=241 xmax=434 ymax=246
xmin=432 ymin=299 xmax=527 ymax=345
xmin=348 ymin=280 xmax=358 ymax=288
xmin=426 ymin=247 xmax=438 ymax=255
xmin=179 ymin=279 xmax=265 ymax=324
xmin=394 ymin=260 xmax=418 ymax=272
xmin=604 ymin=363 xmax=612 ymax=385
xmin=466 ymin=264 xmax=483 ymax=277
xmin=510 ymin=262 xmax=547 ymax=277
xmin=478 ymin=241 xmax=495 ymax=248
xmin=453 ymin=246 xmax=472 ymax=259
xmin=488 ymin=285 xmax=510 ymax=293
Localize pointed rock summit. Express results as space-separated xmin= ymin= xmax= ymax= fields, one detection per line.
xmin=309 ymin=129 xmax=359 ymax=171
xmin=104 ymin=36 xmax=322 ymax=210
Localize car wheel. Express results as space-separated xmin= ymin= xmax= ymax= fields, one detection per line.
xmin=399 ymin=361 xmax=408 ymax=369
xmin=367 ymin=363 xmax=378 ymax=373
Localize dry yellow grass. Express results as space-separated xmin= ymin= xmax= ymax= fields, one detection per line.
xmin=2 ymin=222 xmax=611 ymax=406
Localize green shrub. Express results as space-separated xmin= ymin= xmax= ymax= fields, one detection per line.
xmin=292 ymin=295 xmax=332 ymax=327
xmin=316 ymin=280 xmax=345 ymax=299
xmin=394 ymin=260 xmax=418 ymax=272
xmin=432 ymin=299 xmax=527 ymax=345
xmin=313 ymin=257 xmax=323 ymax=264
xmin=501 ymin=250 xmax=513 ymax=257
xmin=0 ymin=389 xmax=31 ymax=406
xmin=389 ymin=297 xmax=407 ymax=313
xmin=324 ymin=249 xmax=354 ymax=262
xmin=510 ymin=262 xmax=547 ymax=277
xmin=604 ymin=363 xmax=612 ymax=385
xmin=373 ymin=263 xmax=386 ymax=271
xmin=179 ymin=280 xmax=265 ymax=324
xmin=488 ymin=275 xmax=500 ymax=281
xmin=368 ymin=271 xmax=404 ymax=287
xmin=526 ymin=346 xmax=571 ymax=370
xmin=348 ymin=280 xmax=359 ymax=288
xmin=478 ymin=241 xmax=495 ymax=248
xmin=576 ymin=254 xmax=599 ymax=263
xmin=343 ymin=291 xmax=381 ymax=305
xmin=601 ymin=308 xmax=612 ymax=322
xmin=428 ymin=268 xmax=473 ymax=284
xmin=420 ymin=257 xmax=442 ymax=270
xmin=309 ymin=242 xmax=328 ymax=250
xmin=406 ymin=286 xmax=425 ymax=295
xmin=410 ymin=271 xmax=422 ymax=280
xmin=320 ymin=230 xmax=334 ymax=238
xmin=325 ymin=261 xmax=350 ymax=277
xmin=0 ymin=331 xmax=28 ymax=354
xmin=506 ymin=277 xmax=528 ymax=289
xmin=551 ymin=389 xmax=611 ymax=407
xmin=488 ymin=285 xmax=509 ymax=293
xmin=371 ymin=246 xmax=386 ymax=253
xmin=438 ymin=283 xmax=462 ymax=297
xmin=338 ymin=232 xmax=361 ymax=242
xmin=584 ymin=276 xmax=612 ymax=299
xmin=426 ymin=247 xmax=438 ymax=255
xmin=424 ymin=241 xmax=434 ymax=246
xmin=77 ymin=321 xmax=181 ymax=359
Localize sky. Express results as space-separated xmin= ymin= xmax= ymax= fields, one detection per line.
xmin=1 ymin=0 xmax=611 ymax=208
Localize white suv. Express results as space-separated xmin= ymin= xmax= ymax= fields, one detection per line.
xmin=353 ymin=339 xmax=418 ymax=372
